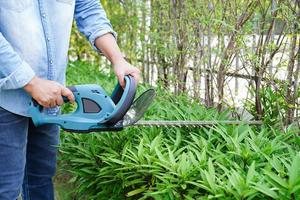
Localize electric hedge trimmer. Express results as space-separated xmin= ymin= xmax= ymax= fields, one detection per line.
xmin=29 ymin=75 xmax=261 ymax=132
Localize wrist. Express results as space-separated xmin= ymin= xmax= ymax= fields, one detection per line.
xmin=24 ymin=76 xmax=38 ymax=93
xmin=110 ymin=53 xmax=126 ymax=66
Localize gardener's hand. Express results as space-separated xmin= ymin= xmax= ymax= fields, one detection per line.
xmin=113 ymin=58 xmax=141 ymax=88
xmin=24 ymin=76 xmax=75 ymax=108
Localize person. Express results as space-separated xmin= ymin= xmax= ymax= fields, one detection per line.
xmin=0 ymin=0 xmax=140 ymax=199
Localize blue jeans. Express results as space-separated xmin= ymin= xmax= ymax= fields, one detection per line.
xmin=0 ymin=107 xmax=59 ymax=200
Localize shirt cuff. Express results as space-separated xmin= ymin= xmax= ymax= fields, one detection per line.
xmin=89 ymin=28 xmax=118 ymax=52
xmin=3 ymin=60 xmax=35 ymax=89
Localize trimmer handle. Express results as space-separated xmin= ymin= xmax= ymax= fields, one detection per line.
xmin=106 ymin=75 xmax=137 ymax=124
xmin=30 ymin=75 xmax=137 ymax=128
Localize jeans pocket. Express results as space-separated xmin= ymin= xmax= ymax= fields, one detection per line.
xmin=0 ymin=0 xmax=32 ymax=12
xmin=56 ymin=0 xmax=74 ymax=5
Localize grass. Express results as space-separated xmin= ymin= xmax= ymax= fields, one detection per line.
xmin=55 ymin=170 xmax=76 ymax=200
xmin=55 ymin=61 xmax=300 ymax=199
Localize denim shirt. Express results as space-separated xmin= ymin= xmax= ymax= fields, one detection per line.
xmin=0 ymin=0 xmax=116 ymax=117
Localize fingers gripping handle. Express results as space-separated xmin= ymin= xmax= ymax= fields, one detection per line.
xmin=31 ymin=86 xmax=76 ymax=109
xmin=62 ymin=86 xmax=77 ymax=103
xmin=30 ymin=85 xmax=77 ymax=126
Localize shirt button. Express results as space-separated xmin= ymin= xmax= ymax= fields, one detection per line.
xmin=42 ymin=13 xmax=46 ymax=18
xmin=47 ymin=37 xmax=50 ymax=41
xmin=50 ymin=60 xmax=53 ymax=64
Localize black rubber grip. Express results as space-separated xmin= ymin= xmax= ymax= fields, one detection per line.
xmin=31 ymin=98 xmax=43 ymax=112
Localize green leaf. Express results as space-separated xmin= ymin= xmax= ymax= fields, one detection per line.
xmin=108 ymin=158 xmax=125 ymax=166
xmin=252 ymin=183 xmax=279 ymax=198
xmin=289 ymin=154 xmax=300 ymax=187
xmin=246 ymin=161 xmax=256 ymax=184
xmin=204 ymin=158 xmax=216 ymax=193
xmin=167 ymin=145 xmax=176 ymax=167
xmin=208 ymin=158 xmax=215 ymax=183
xmin=138 ymin=138 xmax=144 ymax=159
xmin=80 ymin=168 xmax=97 ymax=175
xmin=68 ymin=176 xmax=77 ymax=183
xmin=126 ymin=186 xmax=147 ymax=197
xmin=71 ymin=158 xmax=95 ymax=164
xmin=150 ymin=135 xmax=161 ymax=152
xmin=290 ymin=184 xmax=300 ymax=194
xmin=264 ymin=170 xmax=288 ymax=190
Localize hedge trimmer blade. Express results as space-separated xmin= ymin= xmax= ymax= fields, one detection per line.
xmin=122 ymin=89 xmax=156 ymax=127
xmin=134 ymin=120 xmax=263 ymax=127
xmin=120 ymin=88 xmax=262 ymax=128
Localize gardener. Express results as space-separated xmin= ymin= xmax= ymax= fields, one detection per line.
xmin=0 ymin=1 xmax=140 ymax=199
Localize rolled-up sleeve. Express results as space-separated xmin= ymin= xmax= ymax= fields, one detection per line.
xmin=74 ymin=0 xmax=117 ymax=52
xmin=0 ymin=32 xmax=35 ymax=90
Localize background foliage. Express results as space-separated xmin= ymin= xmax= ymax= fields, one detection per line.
xmin=70 ymin=0 xmax=300 ymax=126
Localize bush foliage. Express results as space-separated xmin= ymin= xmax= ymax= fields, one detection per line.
xmin=58 ymin=61 xmax=300 ymax=200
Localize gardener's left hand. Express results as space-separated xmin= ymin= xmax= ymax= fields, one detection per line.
xmin=113 ymin=58 xmax=141 ymax=88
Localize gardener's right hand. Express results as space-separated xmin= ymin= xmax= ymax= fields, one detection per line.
xmin=24 ymin=76 xmax=75 ymax=108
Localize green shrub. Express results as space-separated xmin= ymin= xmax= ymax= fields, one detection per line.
xmin=58 ymin=61 xmax=300 ymax=199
